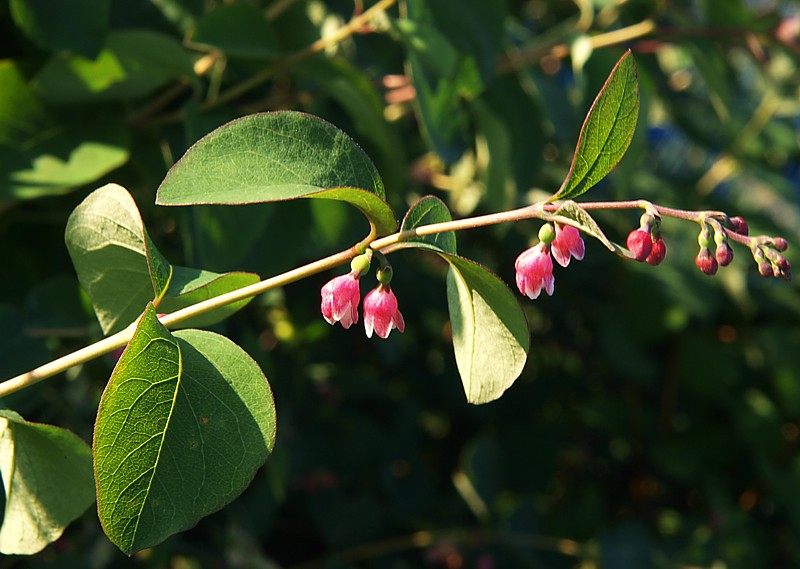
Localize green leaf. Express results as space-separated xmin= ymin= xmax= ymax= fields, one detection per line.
xmin=158 ymin=267 xmax=261 ymax=328
xmin=444 ymin=256 xmax=529 ymax=404
xmin=34 ymin=30 xmax=193 ymax=104
xmin=553 ymin=50 xmax=639 ymax=201
xmin=65 ymin=184 xmax=172 ymax=335
xmin=0 ymin=410 xmax=94 ymax=555
xmin=94 ymin=305 xmax=276 ymax=554
xmin=187 ymin=2 xmax=278 ymax=58
xmin=545 ymin=200 xmax=619 ymax=253
xmin=398 ymin=195 xmax=457 ymax=254
xmin=156 ymin=111 xmax=396 ymax=235
xmin=10 ymin=0 xmax=109 ymax=58
xmin=0 ymin=61 xmax=129 ymax=201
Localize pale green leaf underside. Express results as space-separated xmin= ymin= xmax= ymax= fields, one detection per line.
xmin=158 ymin=267 xmax=261 ymax=328
xmin=94 ymin=304 xmax=276 ymax=554
xmin=156 ymin=111 xmax=397 ymax=235
xmin=553 ymin=50 xmax=639 ymax=201
xmin=444 ymin=255 xmax=529 ymax=404
xmin=65 ymin=183 xmax=172 ymax=335
xmin=545 ymin=200 xmax=619 ymax=253
xmin=398 ymin=195 xmax=457 ymax=254
xmin=0 ymin=410 xmax=94 ymax=555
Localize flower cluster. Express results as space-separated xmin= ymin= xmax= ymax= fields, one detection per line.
xmin=694 ymin=215 xmax=791 ymax=280
xmin=320 ymin=253 xmax=405 ymax=339
xmin=515 ymin=223 xmax=585 ymax=299
xmin=626 ymin=212 xmax=667 ymax=265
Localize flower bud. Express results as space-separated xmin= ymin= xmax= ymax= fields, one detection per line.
xmin=758 ymin=261 xmax=773 ymax=277
xmin=773 ymin=237 xmax=788 ymax=252
xmin=551 ymin=224 xmax=585 ymax=267
xmin=627 ymin=229 xmax=653 ymax=262
xmin=350 ymin=252 xmax=372 ymax=276
xmin=715 ymin=242 xmax=734 ymax=267
xmin=538 ymin=223 xmax=556 ymax=245
xmin=729 ymin=216 xmax=749 ymax=235
xmin=695 ymin=248 xmax=718 ymax=275
xmin=645 ymin=235 xmax=667 ymax=266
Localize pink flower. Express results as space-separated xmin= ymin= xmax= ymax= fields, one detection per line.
xmin=363 ymin=285 xmax=405 ymax=338
xmin=321 ymin=273 xmax=360 ymax=329
xmin=515 ymin=243 xmax=554 ymax=299
xmin=551 ymin=224 xmax=585 ymax=267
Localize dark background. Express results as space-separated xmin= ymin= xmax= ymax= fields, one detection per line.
xmin=1 ymin=0 xmax=799 ymax=567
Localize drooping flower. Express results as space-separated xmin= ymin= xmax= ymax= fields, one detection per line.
xmin=363 ymin=285 xmax=405 ymax=339
xmin=551 ymin=224 xmax=585 ymax=268
xmin=515 ymin=243 xmax=554 ymax=299
xmin=321 ymin=272 xmax=361 ymax=329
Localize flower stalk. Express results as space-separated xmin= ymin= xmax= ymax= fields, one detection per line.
xmin=0 ymin=197 xmax=789 ymax=397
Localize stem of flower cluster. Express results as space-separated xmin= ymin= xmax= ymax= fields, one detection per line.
xmin=0 ymin=197 xmax=773 ymax=396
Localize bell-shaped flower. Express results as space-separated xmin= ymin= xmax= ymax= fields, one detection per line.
xmin=321 ymin=272 xmax=361 ymax=329
xmin=363 ymin=284 xmax=405 ymax=339
xmin=515 ymin=243 xmax=554 ymax=299
xmin=551 ymin=224 xmax=585 ymax=267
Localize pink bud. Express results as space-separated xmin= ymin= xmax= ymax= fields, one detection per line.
xmin=627 ymin=229 xmax=653 ymax=262
xmin=551 ymin=224 xmax=585 ymax=267
xmin=515 ymin=243 xmax=554 ymax=299
xmin=729 ymin=216 xmax=749 ymax=235
xmin=321 ymin=273 xmax=360 ymax=329
xmin=645 ymin=235 xmax=667 ymax=266
xmin=773 ymin=237 xmax=788 ymax=252
xmin=363 ymin=285 xmax=405 ymax=339
xmin=696 ymin=248 xmax=718 ymax=275
xmin=715 ymin=242 xmax=734 ymax=267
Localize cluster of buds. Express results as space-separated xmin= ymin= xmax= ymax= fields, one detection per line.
xmin=320 ymin=251 xmax=405 ymax=339
xmin=515 ymin=223 xmax=585 ymax=299
xmin=626 ymin=212 xmax=667 ymax=265
xmin=694 ymin=215 xmax=791 ymax=280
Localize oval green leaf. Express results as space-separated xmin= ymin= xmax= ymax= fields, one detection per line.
xmin=0 ymin=410 xmax=94 ymax=555
xmin=65 ymin=183 xmax=172 ymax=335
xmin=552 ymin=50 xmax=639 ymax=201
xmin=94 ymin=304 xmax=276 ymax=554
xmin=443 ymin=255 xmax=529 ymax=404
xmin=398 ymin=195 xmax=457 ymax=254
xmin=158 ymin=266 xmax=261 ymax=328
xmin=156 ymin=111 xmax=397 ymax=236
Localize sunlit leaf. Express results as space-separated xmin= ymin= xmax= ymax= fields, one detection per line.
xmin=445 ymin=256 xmax=529 ymax=404
xmin=156 ymin=111 xmax=396 ymax=235
xmin=94 ymin=305 xmax=276 ymax=554
xmin=545 ymin=200 xmax=619 ymax=253
xmin=34 ymin=30 xmax=193 ymax=104
xmin=553 ymin=50 xmax=639 ymax=201
xmin=65 ymin=184 xmax=172 ymax=335
xmin=158 ymin=267 xmax=261 ymax=328
xmin=398 ymin=195 xmax=457 ymax=254
xmin=0 ymin=410 xmax=94 ymax=555
xmin=0 ymin=61 xmax=129 ymax=202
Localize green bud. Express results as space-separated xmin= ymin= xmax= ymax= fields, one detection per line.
xmin=538 ymin=223 xmax=556 ymax=245
xmin=350 ymin=251 xmax=372 ymax=276
xmin=376 ymin=265 xmax=393 ymax=285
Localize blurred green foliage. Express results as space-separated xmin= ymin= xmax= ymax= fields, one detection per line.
xmin=1 ymin=0 xmax=799 ymax=567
